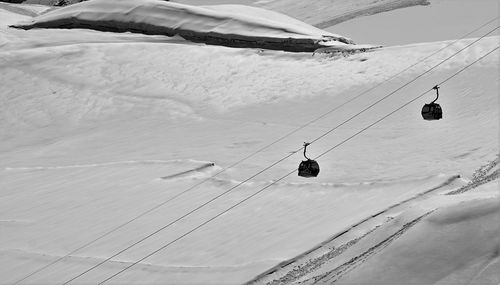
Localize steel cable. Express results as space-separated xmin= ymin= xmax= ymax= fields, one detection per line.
xmin=98 ymin=44 xmax=500 ymax=285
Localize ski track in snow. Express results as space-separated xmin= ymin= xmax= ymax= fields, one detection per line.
xmin=309 ymin=211 xmax=433 ymax=284
xmin=447 ymin=154 xmax=499 ymax=195
xmin=189 ymin=173 xmax=460 ymax=190
xmin=247 ymin=211 xmax=434 ymax=285
xmin=246 ymin=175 xmax=460 ymax=285
xmin=3 ymin=159 xmax=215 ymax=171
xmin=0 ymin=2 xmax=39 ymax=18
xmin=314 ymin=0 xmax=430 ymax=29
xmin=249 ymin=223 xmax=385 ymax=285
xmin=0 ymin=219 xmax=32 ymax=226
xmin=1 ymin=3 xmax=498 ymax=285
xmin=1 ymin=248 xmax=278 ymax=273
xmin=248 ymin=155 xmax=500 ymax=285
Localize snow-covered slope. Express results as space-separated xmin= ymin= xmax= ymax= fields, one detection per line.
xmin=0 ymin=2 xmax=498 ymax=285
xmin=326 ymin=0 xmax=500 ymax=46
xmin=249 ymin=179 xmax=500 ymax=285
xmin=331 ymin=194 xmax=500 ymax=285
xmin=255 ymin=0 xmax=430 ymax=28
xmin=10 ymin=0 xmax=357 ymax=52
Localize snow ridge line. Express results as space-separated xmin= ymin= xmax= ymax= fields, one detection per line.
xmin=312 ymin=211 xmax=434 ymax=284
xmin=245 ymin=175 xmax=459 ymax=285
xmin=447 ymin=154 xmax=499 ymax=195
xmin=3 ymin=159 xmax=214 ymax=171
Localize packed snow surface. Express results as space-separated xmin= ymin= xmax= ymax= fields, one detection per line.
xmin=328 ymin=0 xmax=500 ymax=46
xmin=331 ymin=195 xmax=500 ymax=285
xmin=249 ymin=0 xmax=431 ymax=28
xmin=10 ymin=0 xmax=356 ymax=52
xmin=0 ymin=1 xmax=499 ymax=285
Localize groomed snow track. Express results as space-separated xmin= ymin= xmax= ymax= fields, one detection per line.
xmin=246 ymin=175 xmax=461 ymax=285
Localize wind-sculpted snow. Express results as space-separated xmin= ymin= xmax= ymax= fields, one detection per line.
xmin=1 ymin=2 xmax=499 ymax=284
xmin=10 ymin=0 xmax=356 ymax=52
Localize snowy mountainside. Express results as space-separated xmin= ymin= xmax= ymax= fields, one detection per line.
xmin=335 ymin=195 xmax=498 ymax=285
xmin=242 ymin=0 xmax=430 ymax=28
xmin=1 ymin=2 xmax=499 ymax=285
xmin=10 ymin=0 xmax=361 ymax=52
xmin=250 ymin=183 xmax=500 ymax=285
xmin=171 ymin=0 xmax=431 ymax=29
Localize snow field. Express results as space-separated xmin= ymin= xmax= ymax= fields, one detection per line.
xmin=332 ymin=190 xmax=500 ymax=285
xmin=0 ymin=2 xmax=499 ymax=285
xmin=2 ymin=33 xmax=498 ymax=181
xmin=0 ymin=167 xmax=465 ymax=284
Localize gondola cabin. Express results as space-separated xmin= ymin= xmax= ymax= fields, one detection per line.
xmin=298 ymin=159 xmax=320 ymax=177
xmin=298 ymin=142 xmax=320 ymax=178
xmin=421 ymin=103 xmax=442 ymax=120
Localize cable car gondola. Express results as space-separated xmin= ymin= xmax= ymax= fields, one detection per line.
xmin=422 ymin=85 xmax=443 ymax=120
xmin=298 ymin=142 xmax=320 ymax=178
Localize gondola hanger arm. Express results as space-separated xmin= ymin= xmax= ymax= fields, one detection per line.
xmin=303 ymin=142 xmax=311 ymax=160
xmin=431 ymin=85 xmax=440 ymax=103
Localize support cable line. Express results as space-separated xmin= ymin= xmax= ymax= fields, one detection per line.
xmin=306 ymin=25 xmax=499 ymax=146
xmin=59 ymin=24 xmax=499 ymax=284
xmin=96 ymin=44 xmax=500 ymax=285
xmin=13 ymin=17 xmax=498 ymax=285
